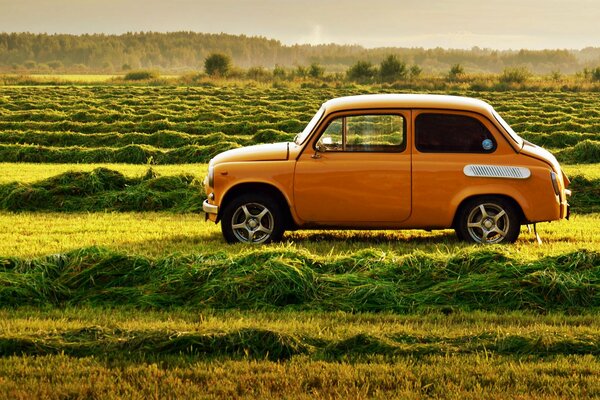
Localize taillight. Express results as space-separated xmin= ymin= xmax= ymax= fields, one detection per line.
xmin=550 ymin=171 xmax=560 ymax=196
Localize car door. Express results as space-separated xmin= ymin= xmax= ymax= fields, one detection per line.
xmin=293 ymin=110 xmax=411 ymax=225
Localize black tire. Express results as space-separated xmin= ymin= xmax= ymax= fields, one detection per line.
xmin=221 ymin=194 xmax=285 ymax=244
xmin=456 ymin=196 xmax=521 ymax=244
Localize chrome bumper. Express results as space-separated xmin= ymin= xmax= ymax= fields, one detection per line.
xmin=203 ymin=199 xmax=218 ymax=215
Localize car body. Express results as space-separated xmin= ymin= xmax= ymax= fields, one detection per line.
xmin=203 ymin=94 xmax=571 ymax=244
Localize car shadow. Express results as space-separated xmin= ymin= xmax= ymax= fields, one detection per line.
xmin=284 ymin=230 xmax=460 ymax=245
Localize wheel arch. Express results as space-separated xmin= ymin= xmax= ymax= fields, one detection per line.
xmin=452 ymin=193 xmax=526 ymax=229
xmin=219 ymin=182 xmax=296 ymax=229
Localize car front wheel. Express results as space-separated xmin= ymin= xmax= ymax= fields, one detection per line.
xmin=456 ymin=197 xmax=521 ymax=244
xmin=221 ymin=194 xmax=285 ymax=244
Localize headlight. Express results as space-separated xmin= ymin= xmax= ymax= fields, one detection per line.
xmin=208 ymin=165 xmax=214 ymax=188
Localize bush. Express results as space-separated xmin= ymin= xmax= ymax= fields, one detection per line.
xmin=500 ymin=67 xmax=531 ymax=84
xmin=246 ymin=66 xmax=270 ymax=82
xmin=273 ymin=65 xmax=287 ymax=80
xmin=409 ymin=65 xmax=422 ymax=79
xmin=124 ymin=70 xmax=159 ymax=81
xmin=204 ymin=53 xmax=231 ymax=77
xmin=379 ymin=55 xmax=407 ymax=82
xmin=347 ymin=61 xmax=377 ymax=83
xmin=448 ymin=64 xmax=465 ymax=82
xmin=591 ymin=67 xmax=600 ymax=82
xmin=308 ymin=63 xmax=324 ymax=79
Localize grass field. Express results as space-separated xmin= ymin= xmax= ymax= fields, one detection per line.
xmin=1 ymin=84 xmax=599 ymax=398
xmin=0 ymin=86 xmax=599 ymax=164
xmin=1 ymin=309 xmax=599 ymax=398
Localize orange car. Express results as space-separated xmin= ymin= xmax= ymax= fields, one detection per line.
xmin=203 ymin=94 xmax=570 ymax=244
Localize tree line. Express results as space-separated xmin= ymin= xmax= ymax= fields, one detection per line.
xmin=1 ymin=32 xmax=599 ymax=74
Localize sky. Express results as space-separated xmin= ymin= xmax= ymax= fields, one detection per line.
xmin=0 ymin=0 xmax=598 ymax=50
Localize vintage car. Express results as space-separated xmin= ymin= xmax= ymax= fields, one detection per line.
xmin=203 ymin=94 xmax=570 ymax=244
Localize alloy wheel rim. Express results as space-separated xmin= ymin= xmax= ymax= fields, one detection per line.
xmin=466 ymin=203 xmax=510 ymax=244
xmin=231 ymin=203 xmax=274 ymax=243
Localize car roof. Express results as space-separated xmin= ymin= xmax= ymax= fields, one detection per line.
xmin=323 ymin=94 xmax=495 ymax=115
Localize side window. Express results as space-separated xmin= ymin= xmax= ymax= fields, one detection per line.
xmin=415 ymin=113 xmax=496 ymax=153
xmin=316 ymin=114 xmax=405 ymax=152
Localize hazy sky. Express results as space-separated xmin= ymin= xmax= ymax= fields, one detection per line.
xmin=0 ymin=0 xmax=598 ymax=49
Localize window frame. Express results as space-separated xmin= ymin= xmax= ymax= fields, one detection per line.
xmin=414 ymin=111 xmax=498 ymax=154
xmin=312 ymin=111 xmax=408 ymax=154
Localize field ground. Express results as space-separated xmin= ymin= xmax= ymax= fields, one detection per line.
xmin=1 ymin=85 xmax=599 ymax=398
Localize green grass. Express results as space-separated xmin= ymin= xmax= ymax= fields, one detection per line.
xmin=1 ymin=245 xmax=599 ymax=312
xmin=0 ymin=211 xmax=598 ymax=259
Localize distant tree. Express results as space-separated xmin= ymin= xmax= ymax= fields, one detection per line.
xmin=409 ymin=65 xmax=422 ymax=79
xmin=308 ymin=62 xmax=325 ymax=79
xmin=121 ymin=63 xmax=132 ymax=71
xmin=591 ymin=67 xmax=600 ymax=82
xmin=499 ymin=67 xmax=531 ymax=83
xmin=379 ymin=55 xmax=407 ymax=82
xmin=347 ymin=61 xmax=377 ymax=83
xmin=204 ymin=53 xmax=231 ymax=77
xmin=24 ymin=60 xmax=36 ymax=69
xmin=448 ymin=64 xmax=465 ymax=81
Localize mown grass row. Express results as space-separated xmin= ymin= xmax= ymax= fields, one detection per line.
xmin=2 ymin=325 xmax=599 ymax=361
xmin=0 ymin=129 xmax=293 ymax=149
xmin=0 ymin=142 xmax=239 ymax=164
xmin=1 ymin=87 xmax=600 ymax=164
xmin=0 ymin=167 xmax=205 ymax=212
xmin=1 ymin=167 xmax=598 ymax=213
xmin=1 ymin=246 xmax=598 ymax=312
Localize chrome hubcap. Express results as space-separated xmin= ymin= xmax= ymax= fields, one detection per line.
xmin=467 ymin=203 xmax=509 ymax=244
xmin=231 ymin=203 xmax=274 ymax=243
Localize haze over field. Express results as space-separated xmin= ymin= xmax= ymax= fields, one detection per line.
xmin=1 ymin=0 xmax=599 ymax=50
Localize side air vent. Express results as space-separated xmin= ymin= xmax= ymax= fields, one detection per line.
xmin=463 ymin=165 xmax=531 ymax=179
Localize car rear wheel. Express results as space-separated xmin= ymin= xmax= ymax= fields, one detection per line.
xmin=456 ymin=197 xmax=521 ymax=244
xmin=221 ymin=194 xmax=285 ymax=244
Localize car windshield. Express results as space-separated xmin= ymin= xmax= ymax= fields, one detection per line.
xmin=492 ymin=110 xmax=524 ymax=148
xmin=295 ymin=106 xmax=325 ymax=145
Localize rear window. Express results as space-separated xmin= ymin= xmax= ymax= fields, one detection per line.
xmin=415 ymin=113 xmax=496 ymax=153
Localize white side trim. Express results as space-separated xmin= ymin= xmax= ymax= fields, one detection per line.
xmin=463 ymin=165 xmax=531 ymax=179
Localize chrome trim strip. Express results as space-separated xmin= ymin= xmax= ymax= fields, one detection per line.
xmin=202 ymin=199 xmax=219 ymax=214
xmin=463 ymin=165 xmax=531 ymax=179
